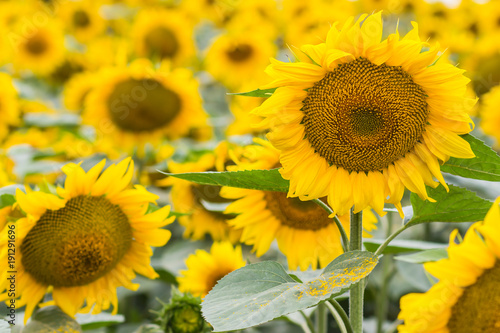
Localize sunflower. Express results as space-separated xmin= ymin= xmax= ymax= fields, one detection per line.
xmin=226 ymin=87 xmax=266 ymax=136
xmin=0 ymin=73 xmax=20 ymax=141
xmin=63 ymin=70 xmax=100 ymax=112
xmin=164 ymin=142 xmax=242 ymax=244
xmin=58 ymin=0 xmax=106 ymax=43
xmin=0 ymin=158 xmax=174 ymax=321
xmin=221 ymin=139 xmax=377 ymax=271
xmin=177 ymin=241 xmax=246 ymax=298
xmin=204 ymin=31 xmax=277 ymax=91
xmin=479 ymin=85 xmax=500 ymax=148
xmin=10 ymin=20 xmax=65 ymax=76
xmin=132 ymin=8 xmax=195 ymax=65
xmin=252 ymin=12 xmax=475 ymax=217
xmin=398 ymin=197 xmax=500 ymax=332
xmin=83 ymin=59 xmax=208 ymax=154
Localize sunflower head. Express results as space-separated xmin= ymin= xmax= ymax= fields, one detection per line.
xmin=0 ymin=158 xmax=174 ymax=321
xmin=254 ymin=12 xmax=475 ymax=217
xmin=177 ymin=242 xmax=246 ymax=298
xmin=83 ymin=60 xmax=208 ymax=154
xmin=398 ymin=197 xmax=500 ymax=332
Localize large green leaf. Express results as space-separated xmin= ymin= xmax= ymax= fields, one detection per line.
xmin=227 ymin=87 xmax=276 ymax=98
xmin=408 ymin=184 xmax=492 ymax=225
xmin=163 ymin=169 xmax=289 ymax=192
xmin=202 ymin=251 xmax=378 ymax=332
xmin=441 ymin=134 xmax=500 ymax=181
xmin=23 ymin=306 xmax=82 ymax=332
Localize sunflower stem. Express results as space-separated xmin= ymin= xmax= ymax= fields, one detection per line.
xmin=374 ymin=224 xmax=409 ymax=257
xmin=312 ymin=199 xmax=349 ymax=253
xmin=299 ymin=310 xmax=316 ymax=333
xmin=316 ymin=301 xmax=328 ymax=333
xmin=327 ymin=299 xmax=354 ymax=333
xmin=349 ymin=208 xmax=363 ymax=333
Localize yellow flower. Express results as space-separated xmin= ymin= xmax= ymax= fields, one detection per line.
xmin=178 ymin=241 xmax=246 ymax=298
xmin=165 ymin=142 xmax=242 ymax=244
xmin=132 ymin=8 xmax=196 ymax=65
xmin=83 ymin=59 xmax=209 ymax=154
xmin=0 ymin=158 xmax=174 ymax=322
xmin=9 ymin=20 xmax=65 ymax=76
xmin=221 ymin=140 xmax=377 ymax=271
xmin=205 ymin=32 xmax=277 ymax=91
xmin=58 ymin=0 xmax=106 ymax=43
xmin=480 ymin=85 xmax=500 ymax=148
xmin=63 ymin=70 xmax=100 ymax=112
xmin=253 ymin=12 xmax=475 ymax=217
xmin=0 ymin=73 xmax=20 ymax=141
xmin=398 ymin=197 xmax=500 ymax=332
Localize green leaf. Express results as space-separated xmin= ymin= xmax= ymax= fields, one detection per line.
xmin=227 ymin=87 xmax=277 ymax=98
xmin=407 ymin=184 xmax=492 ymax=225
xmin=163 ymin=169 xmax=290 ymax=192
xmin=23 ymin=306 xmax=82 ymax=332
xmin=147 ymin=203 xmax=190 ymax=217
xmin=202 ymin=251 xmax=378 ymax=332
xmin=23 ymin=112 xmax=80 ymax=127
xmin=441 ymin=134 xmax=500 ymax=181
xmin=363 ymin=239 xmax=446 ymax=254
xmin=76 ymin=312 xmax=125 ymax=330
xmin=0 ymin=194 xmax=16 ymax=209
xmin=134 ymin=324 xmax=164 ymax=333
xmin=395 ymin=248 xmax=448 ymax=264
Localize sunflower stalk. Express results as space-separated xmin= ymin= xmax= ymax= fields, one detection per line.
xmin=316 ymin=302 xmax=328 ymax=333
xmin=349 ymin=208 xmax=363 ymax=333
xmin=327 ymin=299 xmax=353 ymax=333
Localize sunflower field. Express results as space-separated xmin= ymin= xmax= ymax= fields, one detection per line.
xmin=1 ymin=0 xmax=500 ymax=332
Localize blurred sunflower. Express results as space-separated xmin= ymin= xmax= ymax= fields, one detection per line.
xmin=226 ymin=93 xmax=266 ymax=137
xmin=0 ymin=73 xmax=20 ymax=141
xmin=0 ymin=158 xmax=174 ymax=321
xmin=63 ymin=70 xmax=100 ymax=112
xmin=480 ymin=86 xmax=500 ymax=148
xmin=132 ymin=8 xmax=195 ymax=64
xmin=58 ymin=0 xmax=106 ymax=43
xmin=177 ymin=241 xmax=246 ymax=298
xmin=205 ymin=32 xmax=276 ymax=91
xmin=283 ymin=0 xmax=355 ymax=47
xmin=461 ymin=37 xmax=500 ymax=97
xmin=221 ymin=140 xmax=377 ymax=271
xmin=398 ymin=197 xmax=500 ymax=332
xmin=164 ymin=142 xmax=242 ymax=243
xmin=83 ymin=59 xmax=208 ymax=154
xmin=10 ymin=20 xmax=65 ymax=76
xmin=253 ymin=12 xmax=475 ymax=217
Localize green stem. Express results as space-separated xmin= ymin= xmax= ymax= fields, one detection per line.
xmin=299 ymin=310 xmax=316 ymax=333
xmin=316 ymin=302 xmax=328 ymax=333
xmin=349 ymin=208 xmax=363 ymax=333
xmin=374 ymin=224 xmax=409 ymax=257
xmin=313 ymin=199 xmax=349 ymax=253
xmin=327 ymin=299 xmax=354 ymax=333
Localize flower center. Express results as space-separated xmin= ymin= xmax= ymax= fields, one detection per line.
xmin=226 ymin=44 xmax=253 ymax=62
xmin=73 ymin=10 xmax=90 ymax=28
xmin=471 ymin=54 xmax=500 ymax=96
xmin=302 ymin=57 xmax=428 ymax=172
xmin=21 ymin=195 xmax=132 ymax=287
xmin=264 ymin=192 xmax=331 ymax=230
xmin=106 ymin=78 xmax=182 ymax=132
xmin=25 ymin=33 xmax=48 ymax=55
xmin=447 ymin=261 xmax=500 ymax=333
xmin=144 ymin=26 xmax=179 ymax=59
